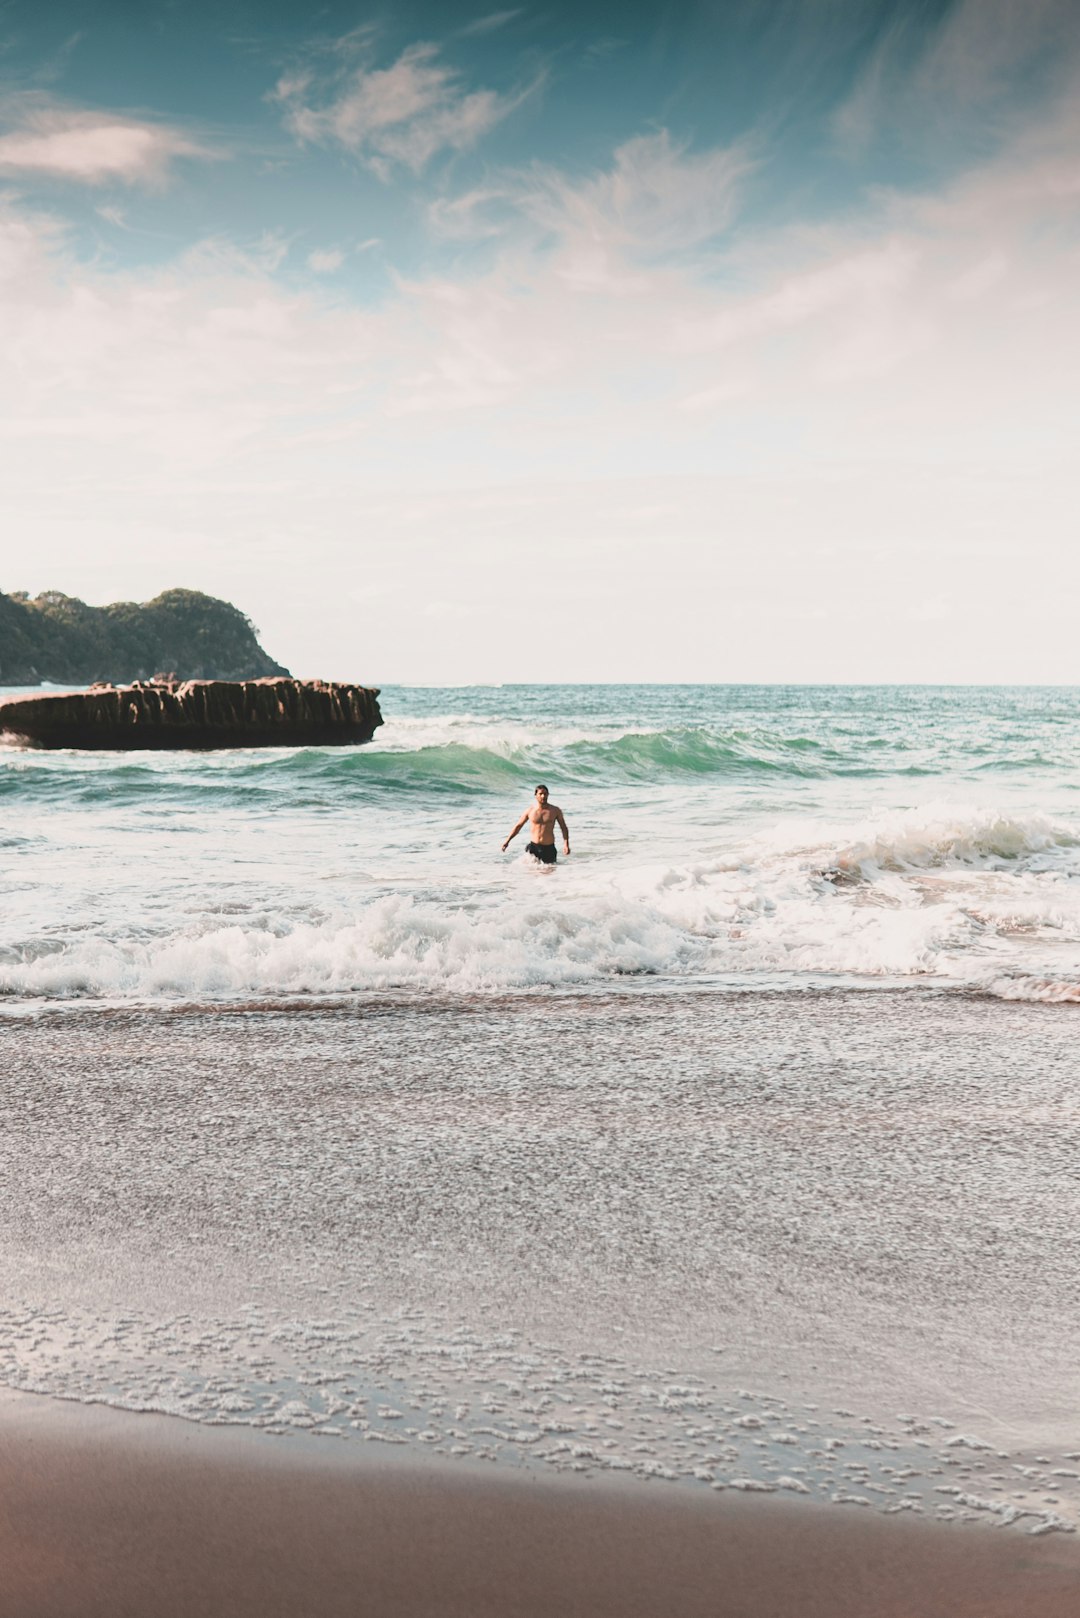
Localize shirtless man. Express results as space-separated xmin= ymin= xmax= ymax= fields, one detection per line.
xmin=501 ymin=785 xmax=570 ymax=865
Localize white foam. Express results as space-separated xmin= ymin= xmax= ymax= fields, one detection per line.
xmin=982 ymin=976 xmax=1080 ymax=1004
xmin=752 ymin=803 xmax=1078 ymax=875
xmin=0 ymin=891 xmax=707 ymax=999
xmin=4 ymin=797 xmax=1080 ymax=1002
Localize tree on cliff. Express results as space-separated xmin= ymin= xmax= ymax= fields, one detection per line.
xmin=0 ymin=588 xmax=290 ymax=685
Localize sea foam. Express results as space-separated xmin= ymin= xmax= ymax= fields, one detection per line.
xmin=0 ymin=892 xmax=706 ymax=1000
xmin=3 ymin=801 xmax=1080 ymax=1001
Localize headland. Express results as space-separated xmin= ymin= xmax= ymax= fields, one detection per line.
xmin=0 ymin=587 xmax=288 ymax=685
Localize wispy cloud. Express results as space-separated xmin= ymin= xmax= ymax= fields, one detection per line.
xmin=521 ymin=130 xmax=754 ymax=254
xmin=914 ymin=0 xmax=1079 ymax=108
xmin=0 ymin=96 xmax=214 ymax=187
xmin=459 ymin=10 xmax=524 ymax=38
xmin=428 ymin=185 xmax=511 ymax=239
xmin=834 ymin=0 xmax=1080 ymax=153
xmin=273 ymin=39 xmax=530 ymax=176
xmin=427 ymin=130 xmax=754 ymax=274
xmin=33 ymin=29 xmax=85 ymax=87
xmin=183 ymin=228 xmax=292 ymax=276
xmin=307 ymin=246 xmax=344 ymax=273
xmin=686 ymin=240 xmax=921 ymax=358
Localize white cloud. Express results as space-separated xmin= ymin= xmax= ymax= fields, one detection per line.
xmin=427 ymin=130 xmax=754 ymax=293
xmin=0 ymin=98 xmax=214 ymax=186
xmin=2 ymin=109 xmax=1080 ymax=681
xmin=307 ymin=247 xmax=345 ymax=273
xmin=520 ymin=131 xmax=754 ymax=254
xmin=273 ymin=40 xmax=525 ymax=175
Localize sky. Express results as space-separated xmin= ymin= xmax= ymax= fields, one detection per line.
xmin=0 ymin=0 xmax=1078 ymax=683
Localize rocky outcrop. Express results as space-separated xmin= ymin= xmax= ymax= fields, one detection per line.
xmin=0 ymin=679 xmax=382 ymax=750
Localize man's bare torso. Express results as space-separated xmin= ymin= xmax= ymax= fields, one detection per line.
xmin=526 ymin=804 xmax=561 ymax=846
xmin=502 ymin=788 xmax=570 ymax=857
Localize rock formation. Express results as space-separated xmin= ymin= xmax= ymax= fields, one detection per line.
xmin=0 ymin=679 xmax=382 ymax=750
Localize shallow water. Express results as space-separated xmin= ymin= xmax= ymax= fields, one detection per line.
xmin=3 ymin=683 xmax=1080 ymax=1006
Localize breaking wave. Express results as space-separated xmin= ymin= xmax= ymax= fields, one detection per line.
xmin=4 ymin=803 xmax=1080 ymax=1004
xmin=0 ymin=894 xmax=708 ymax=1000
xmin=769 ymin=805 xmax=1079 ymax=877
xmin=5 ymin=677 xmax=1080 ymax=1008
xmin=354 ymin=721 xmax=930 ymax=789
xmin=0 ymin=721 xmax=935 ymax=806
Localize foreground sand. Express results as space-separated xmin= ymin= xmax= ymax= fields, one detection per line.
xmin=1 ymin=1393 xmax=1078 ymax=1618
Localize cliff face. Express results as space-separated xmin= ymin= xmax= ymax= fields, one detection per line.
xmin=0 ymin=588 xmax=289 ymax=684
xmin=0 ymin=679 xmax=382 ymax=751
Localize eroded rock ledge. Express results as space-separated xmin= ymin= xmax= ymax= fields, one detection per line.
xmin=0 ymin=678 xmax=383 ymax=750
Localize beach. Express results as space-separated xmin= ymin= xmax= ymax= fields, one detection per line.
xmin=3 ymin=1390 xmax=1080 ymax=1618
xmin=2 ymin=684 xmax=1080 ymax=1605
xmin=2 ymin=994 xmax=1080 ymax=1530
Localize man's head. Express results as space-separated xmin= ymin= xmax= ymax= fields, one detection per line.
xmin=535 ymin=784 xmax=549 ymax=804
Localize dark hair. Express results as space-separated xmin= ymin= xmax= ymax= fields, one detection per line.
xmin=535 ymin=784 xmax=548 ymax=794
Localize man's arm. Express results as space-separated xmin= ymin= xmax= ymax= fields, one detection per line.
xmin=502 ymin=812 xmax=529 ymax=852
xmin=555 ymin=808 xmax=570 ymax=855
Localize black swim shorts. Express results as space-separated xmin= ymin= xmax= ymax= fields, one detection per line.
xmin=526 ymin=841 xmax=557 ymax=864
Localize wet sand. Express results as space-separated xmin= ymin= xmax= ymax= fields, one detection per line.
xmin=1 ymin=1394 xmax=1078 ymax=1618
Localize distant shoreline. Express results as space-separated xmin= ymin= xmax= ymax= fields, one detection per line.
xmin=0 ymin=587 xmax=287 ymax=686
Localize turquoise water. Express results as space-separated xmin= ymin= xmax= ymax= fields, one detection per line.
xmin=2 ymin=683 xmax=1080 ymax=1005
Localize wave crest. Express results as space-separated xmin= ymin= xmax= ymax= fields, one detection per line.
xmin=0 ymin=894 xmax=707 ymax=1000
xmin=805 ymin=807 xmax=1077 ymax=879
xmin=982 ymin=976 xmax=1080 ymax=1004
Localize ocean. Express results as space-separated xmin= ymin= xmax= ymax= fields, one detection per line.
xmin=2 ymin=683 xmax=1079 ymax=1535
xmin=3 ymin=682 xmax=1080 ymax=1004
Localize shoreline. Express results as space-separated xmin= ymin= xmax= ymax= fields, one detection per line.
xmin=2 ymin=1390 xmax=1079 ymax=1618
xmin=3 ymin=992 xmax=1079 ymax=1535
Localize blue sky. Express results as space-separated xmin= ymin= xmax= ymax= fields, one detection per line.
xmin=1 ymin=1 xmax=1078 ymax=680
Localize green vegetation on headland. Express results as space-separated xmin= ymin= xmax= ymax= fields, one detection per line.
xmin=0 ymin=588 xmax=289 ymax=685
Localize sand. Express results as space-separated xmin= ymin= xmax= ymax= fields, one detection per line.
xmin=1 ymin=1392 xmax=1078 ymax=1618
